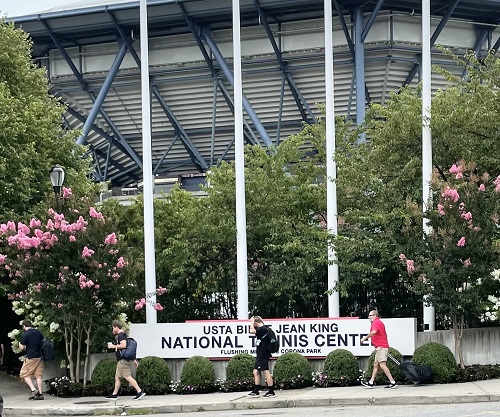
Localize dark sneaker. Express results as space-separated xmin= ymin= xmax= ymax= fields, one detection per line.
xmin=248 ymin=391 xmax=259 ymax=396
xmin=262 ymin=392 xmax=275 ymax=398
xmin=133 ymin=391 xmax=146 ymax=400
xmin=105 ymin=394 xmax=119 ymax=400
xmin=360 ymin=380 xmax=374 ymax=388
xmin=385 ymin=382 xmax=398 ymax=389
xmin=34 ymin=393 xmax=44 ymax=400
xmin=28 ymin=390 xmax=37 ymax=400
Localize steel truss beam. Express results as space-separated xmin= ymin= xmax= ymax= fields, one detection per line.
xmin=40 ymin=19 xmax=144 ymax=180
xmin=403 ymin=0 xmax=461 ymax=86
xmin=200 ymin=26 xmax=272 ymax=147
xmin=107 ymin=10 xmax=209 ymax=173
xmin=179 ymin=3 xmax=265 ymax=150
xmin=253 ymin=0 xmax=316 ymax=126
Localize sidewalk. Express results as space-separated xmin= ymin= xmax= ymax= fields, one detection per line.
xmin=1 ymin=371 xmax=499 ymax=416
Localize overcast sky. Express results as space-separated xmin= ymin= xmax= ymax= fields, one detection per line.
xmin=0 ymin=0 xmax=126 ymax=18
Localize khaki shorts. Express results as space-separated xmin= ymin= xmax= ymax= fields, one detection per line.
xmin=115 ymin=359 xmax=133 ymax=378
xmin=20 ymin=358 xmax=44 ymax=379
xmin=374 ymin=347 xmax=389 ymax=363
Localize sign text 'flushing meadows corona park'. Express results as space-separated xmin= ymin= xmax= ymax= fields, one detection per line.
xmin=131 ymin=318 xmax=416 ymax=359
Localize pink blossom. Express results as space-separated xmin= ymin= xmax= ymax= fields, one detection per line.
xmin=399 ymin=253 xmax=406 ymax=260
xmin=461 ymin=211 xmax=472 ymax=221
xmin=62 ymin=187 xmax=72 ymax=198
xmin=0 ymin=254 xmax=6 ymax=264
xmin=156 ymin=286 xmax=167 ymax=295
xmin=154 ymin=303 xmax=164 ymax=311
xmin=116 ymin=257 xmax=126 ymax=268
xmin=448 ymin=164 xmax=461 ymax=174
xmin=69 ymin=235 xmax=76 ymax=242
xmin=437 ymin=204 xmax=446 ymax=216
xmin=457 ymin=237 xmax=466 ymax=247
xmin=94 ymin=284 xmax=100 ymax=289
xmin=406 ymin=259 xmax=415 ymax=273
xmin=134 ymin=298 xmax=146 ymax=310
xmin=479 ymin=184 xmax=485 ymax=191
xmin=57 ymin=303 xmax=63 ymax=308
xmin=82 ymin=246 xmax=95 ymax=258
xmin=455 ymin=172 xmax=463 ymax=179
xmin=442 ymin=186 xmax=460 ymax=203
xmin=494 ymin=175 xmax=500 ymax=192
xmin=89 ymin=207 xmax=104 ymax=220
xmin=104 ymin=233 xmax=117 ymax=245
xmin=29 ymin=218 xmax=41 ymax=228
xmin=463 ymin=258 xmax=471 ymax=267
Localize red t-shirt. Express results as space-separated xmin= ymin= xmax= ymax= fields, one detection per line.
xmin=370 ymin=318 xmax=389 ymax=348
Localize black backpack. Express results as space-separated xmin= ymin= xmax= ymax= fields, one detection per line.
xmin=41 ymin=338 xmax=56 ymax=361
xmin=267 ymin=327 xmax=280 ymax=354
xmin=119 ymin=337 xmax=138 ymax=360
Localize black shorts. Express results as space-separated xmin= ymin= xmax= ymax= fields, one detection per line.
xmin=254 ymin=358 xmax=269 ymax=371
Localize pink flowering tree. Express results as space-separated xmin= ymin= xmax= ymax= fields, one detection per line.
xmin=0 ymin=189 xmax=137 ymax=384
xmin=400 ymin=162 xmax=500 ymax=368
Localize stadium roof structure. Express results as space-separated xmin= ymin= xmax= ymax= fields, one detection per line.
xmin=9 ymin=0 xmax=500 ymax=187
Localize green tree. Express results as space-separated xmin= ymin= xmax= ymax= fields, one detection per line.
xmin=119 ymin=133 xmax=333 ymax=320
xmin=332 ymin=51 xmax=500 ymax=324
xmin=0 ymin=21 xmax=92 ymax=220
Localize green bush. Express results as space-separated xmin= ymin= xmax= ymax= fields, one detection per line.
xmin=323 ymin=349 xmax=360 ymax=385
xmin=273 ymin=352 xmax=312 ymax=389
xmin=91 ymin=358 xmax=117 ymax=390
xmin=223 ymin=353 xmax=254 ymax=392
xmin=136 ymin=356 xmax=171 ymax=395
xmin=412 ymin=342 xmax=458 ymax=383
xmin=366 ymin=347 xmax=403 ymax=385
xmin=177 ymin=356 xmax=216 ymax=394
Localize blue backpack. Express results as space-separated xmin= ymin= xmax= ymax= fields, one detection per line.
xmin=41 ymin=338 xmax=56 ymax=361
xmin=120 ymin=337 xmax=137 ymax=360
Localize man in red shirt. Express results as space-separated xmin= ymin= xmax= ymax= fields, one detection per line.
xmin=360 ymin=310 xmax=397 ymax=389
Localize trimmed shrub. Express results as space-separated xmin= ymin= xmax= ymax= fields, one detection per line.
xmin=136 ymin=356 xmax=171 ymax=395
xmin=178 ymin=356 xmax=216 ymax=394
xmin=91 ymin=358 xmax=117 ymax=390
xmin=223 ymin=353 xmax=254 ymax=392
xmin=366 ymin=347 xmax=403 ymax=385
xmin=323 ymin=349 xmax=360 ymax=385
xmin=273 ymin=352 xmax=312 ymax=389
xmin=412 ymin=342 xmax=458 ymax=383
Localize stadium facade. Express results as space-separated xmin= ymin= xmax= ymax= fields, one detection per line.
xmin=10 ymin=0 xmax=500 ymax=189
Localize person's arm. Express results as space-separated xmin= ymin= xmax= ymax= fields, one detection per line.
xmin=360 ymin=330 xmax=376 ymax=343
xmin=249 ymin=317 xmax=256 ymax=334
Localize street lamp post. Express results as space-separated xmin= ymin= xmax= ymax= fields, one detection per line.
xmin=49 ymin=165 xmax=65 ymax=198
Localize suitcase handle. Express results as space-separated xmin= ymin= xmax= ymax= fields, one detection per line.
xmin=387 ymin=352 xmax=401 ymax=365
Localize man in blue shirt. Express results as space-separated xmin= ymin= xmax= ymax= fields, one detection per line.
xmin=19 ymin=320 xmax=44 ymax=400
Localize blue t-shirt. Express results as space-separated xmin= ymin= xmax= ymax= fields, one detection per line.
xmin=20 ymin=328 xmax=44 ymax=359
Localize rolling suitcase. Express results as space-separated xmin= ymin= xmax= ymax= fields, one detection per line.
xmin=387 ymin=353 xmax=433 ymax=385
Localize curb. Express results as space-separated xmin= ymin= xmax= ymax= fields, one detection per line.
xmin=4 ymin=394 xmax=500 ymax=416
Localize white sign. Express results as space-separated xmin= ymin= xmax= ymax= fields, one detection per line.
xmin=130 ymin=318 xmax=416 ymax=359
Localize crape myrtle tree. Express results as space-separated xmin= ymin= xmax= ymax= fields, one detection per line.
xmin=399 ymin=162 xmax=500 ymax=368
xmin=0 ymin=189 xmax=138 ymax=384
xmin=331 ymin=50 xmax=500 ymax=326
xmin=0 ymin=21 xmax=93 ymax=224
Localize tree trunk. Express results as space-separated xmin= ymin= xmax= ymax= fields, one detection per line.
xmin=452 ymin=314 xmax=465 ymax=369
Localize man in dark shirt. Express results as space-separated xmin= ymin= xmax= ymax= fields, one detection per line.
xmin=104 ymin=321 xmax=145 ymax=401
xmin=19 ymin=319 xmax=44 ymax=400
xmin=248 ymin=316 xmax=275 ymax=398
